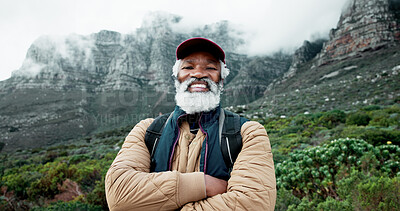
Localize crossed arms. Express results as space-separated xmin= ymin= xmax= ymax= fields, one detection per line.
xmin=105 ymin=118 xmax=276 ymax=210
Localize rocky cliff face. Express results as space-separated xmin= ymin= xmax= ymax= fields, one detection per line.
xmin=282 ymin=0 xmax=400 ymax=80
xmin=0 ymin=12 xmax=290 ymax=152
xmin=284 ymin=39 xmax=326 ymax=78
xmin=224 ymin=53 xmax=291 ymax=105
xmin=316 ymin=0 xmax=400 ymax=65
xmin=254 ymin=0 xmax=400 ymax=119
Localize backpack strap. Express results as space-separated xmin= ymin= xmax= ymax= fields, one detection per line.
xmin=145 ymin=112 xmax=173 ymax=158
xmin=220 ymin=109 xmax=243 ymax=173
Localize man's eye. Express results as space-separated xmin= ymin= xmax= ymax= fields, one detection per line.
xmin=206 ymin=67 xmax=217 ymax=70
xmin=182 ymin=66 xmax=194 ymax=70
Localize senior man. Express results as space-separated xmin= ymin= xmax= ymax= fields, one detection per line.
xmin=105 ymin=37 xmax=276 ymax=210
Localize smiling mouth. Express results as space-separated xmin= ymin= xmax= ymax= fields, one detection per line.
xmin=188 ymin=82 xmax=209 ymax=92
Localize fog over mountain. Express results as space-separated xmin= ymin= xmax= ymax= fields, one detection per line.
xmin=0 ymin=0 xmax=348 ymax=81
xmin=0 ymin=13 xmax=292 ymax=152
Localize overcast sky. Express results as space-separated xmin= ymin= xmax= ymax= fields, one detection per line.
xmin=0 ymin=0 xmax=349 ymax=81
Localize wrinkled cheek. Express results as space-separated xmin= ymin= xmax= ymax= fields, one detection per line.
xmin=177 ymin=71 xmax=190 ymax=83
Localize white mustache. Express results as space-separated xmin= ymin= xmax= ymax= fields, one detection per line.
xmin=177 ymin=78 xmax=219 ymax=93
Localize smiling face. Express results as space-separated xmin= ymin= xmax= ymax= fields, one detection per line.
xmin=177 ymin=51 xmax=221 ymax=93
xmin=174 ymin=51 xmax=223 ymax=114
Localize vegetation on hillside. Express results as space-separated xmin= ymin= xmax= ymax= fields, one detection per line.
xmin=0 ymin=104 xmax=399 ymax=210
xmin=248 ymin=46 xmax=400 ymax=117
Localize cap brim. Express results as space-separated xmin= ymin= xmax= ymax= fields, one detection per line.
xmin=176 ymin=38 xmax=225 ymax=63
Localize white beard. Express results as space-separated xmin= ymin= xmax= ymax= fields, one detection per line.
xmin=175 ymin=78 xmax=222 ymax=114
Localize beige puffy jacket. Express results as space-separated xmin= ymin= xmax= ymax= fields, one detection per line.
xmin=105 ymin=118 xmax=276 ymax=210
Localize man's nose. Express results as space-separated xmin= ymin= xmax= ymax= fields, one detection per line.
xmin=190 ymin=66 xmax=207 ymax=78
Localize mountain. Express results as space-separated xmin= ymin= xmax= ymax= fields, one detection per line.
xmin=1 ymin=0 xmax=399 ymax=152
xmin=0 ymin=12 xmax=290 ymax=152
xmin=241 ymin=0 xmax=400 ymax=119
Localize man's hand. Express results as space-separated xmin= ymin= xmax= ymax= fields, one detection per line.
xmin=204 ymin=174 xmax=228 ymax=197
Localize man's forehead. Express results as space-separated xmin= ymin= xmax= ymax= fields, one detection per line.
xmin=182 ymin=58 xmax=219 ymax=64
xmin=181 ymin=52 xmax=219 ymax=63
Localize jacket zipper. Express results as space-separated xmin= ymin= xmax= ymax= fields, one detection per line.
xmin=168 ymin=113 xmax=187 ymax=170
xmin=168 ymin=112 xmax=209 ymax=173
xmin=198 ymin=112 xmax=209 ymax=174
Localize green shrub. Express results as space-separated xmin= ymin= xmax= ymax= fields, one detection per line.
xmin=316 ymin=197 xmax=353 ymax=211
xmin=362 ymin=105 xmax=381 ymax=111
xmin=276 ymin=138 xmax=400 ymax=201
xmin=281 ymin=125 xmax=304 ymax=134
xmin=27 ymin=161 xmax=74 ymax=199
xmin=368 ymin=108 xmax=398 ymax=127
xmin=275 ymin=188 xmax=301 ymax=211
xmin=384 ymin=104 xmax=400 ymax=114
xmin=73 ymin=167 xmax=100 ymax=192
xmin=338 ymin=125 xmax=367 ymax=140
xmin=361 ymin=128 xmax=400 ymax=146
xmin=31 ymin=200 xmax=102 ymax=211
xmin=287 ymin=197 xmax=318 ymax=211
xmin=336 ymin=168 xmax=366 ymax=204
xmin=356 ymin=176 xmax=400 ymax=210
xmin=68 ymin=154 xmax=90 ymax=164
xmin=346 ymin=112 xmax=371 ymax=126
xmin=317 ymin=110 xmax=346 ymax=129
xmin=265 ymin=118 xmax=291 ymax=131
xmin=86 ymin=178 xmax=108 ymax=210
xmin=2 ymin=170 xmax=42 ymax=198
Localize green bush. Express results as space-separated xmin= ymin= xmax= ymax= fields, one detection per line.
xmin=68 ymin=154 xmax=90 ymax=164
xmin=265 ymin=117 xmax=291 ymax=131
xmin=27 ymin=162 xmax=74 ymax=199
xmin=338 ymin=171 xmax=400 ymax=210
xmin=70 ymin=164 xmax=101 ymax=192
xmin=287 ymin=197 xmax=318 ymax=211
xmin=362 ymin=105 xmax=382 ymax=111
xmin=317 ymin=110 xmax=346 ymax=129
xmin=281 ymin=125 xmax=304 ymax=134
xmin=2 ymin=170 xmax=42 ymax=198
xmin=275 ymin=188 xmax=301 ymax=211
xmin=339 ymin=125 xmax=368 ymax=140
xmin=368 ymin=107 xmax=399 ymax=127
xmin=316 ymin=197 xmax=353 ymax=211
xmin=86 ymin=178 xmax=108 ymax=210
xmin=361 ymin=128 xmax=400 ymax=146
xmin=31 ymin=200 xmax=102 ymax=211
xmin=356 ymin=176 xmax=400 ymax=210
xmin=384 ymin=104 xmax=400 ymax=114
xmin=276 ymin=138 xmax=400 ymax=201
xmin=346 ymin=112 xmax=371 ymax=126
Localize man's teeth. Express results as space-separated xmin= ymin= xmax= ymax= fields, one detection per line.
xmin=190 ymin=84 xmax=207 ymax=88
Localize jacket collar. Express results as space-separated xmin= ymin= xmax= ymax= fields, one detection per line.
xmin=173 ymin=105 xmax=221 ymax=127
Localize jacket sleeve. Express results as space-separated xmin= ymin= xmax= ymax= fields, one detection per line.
xmin=181 ymin=121 xmax=277 ymax=210
xmin=105 ymin=118 xmax=207 ymax=211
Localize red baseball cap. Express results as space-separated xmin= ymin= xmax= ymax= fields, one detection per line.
xmin=176 ymin=37 xmax=225 ymax=63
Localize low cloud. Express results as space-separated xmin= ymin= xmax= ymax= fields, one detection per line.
xmin=1 ymin=0 xmax=349 ymax=81
xmin=12 ymin=34 xmax=95 ymax=78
